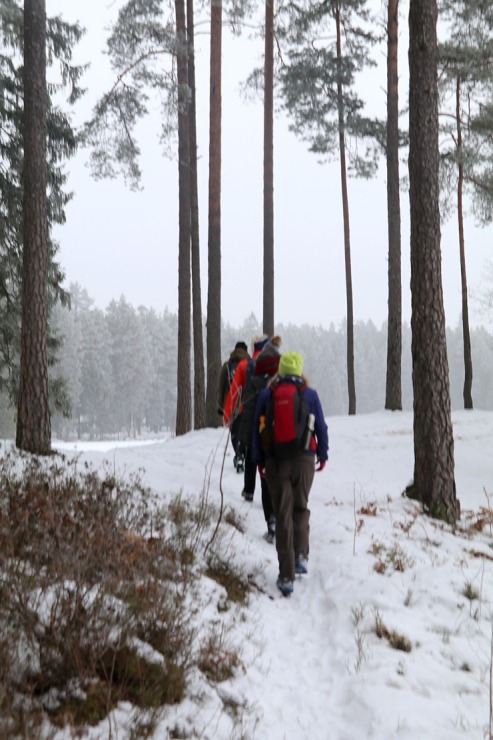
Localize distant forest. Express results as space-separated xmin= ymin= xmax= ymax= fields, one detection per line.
xmin=2 ymin=285 xmax=491 ymax=440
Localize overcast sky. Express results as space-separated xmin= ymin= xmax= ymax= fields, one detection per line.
xmin=47 ymin=0 xmax=492 ymax=331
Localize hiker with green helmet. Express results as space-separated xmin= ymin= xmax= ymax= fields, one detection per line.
xmin=253 ymin=351 xmax=329 ymax=597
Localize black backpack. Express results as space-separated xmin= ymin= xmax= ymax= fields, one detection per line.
xmin=226 ymin=358 xmax=240 ymax=392
xmin=238 ymin=371 xmax=267 ymax=449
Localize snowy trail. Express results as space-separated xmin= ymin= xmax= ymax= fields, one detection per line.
xmin=230 ymin=462 xmax=379 ymax=740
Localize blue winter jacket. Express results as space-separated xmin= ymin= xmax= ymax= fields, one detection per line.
xmin=252 ymin=377 xmax=329 ymax=466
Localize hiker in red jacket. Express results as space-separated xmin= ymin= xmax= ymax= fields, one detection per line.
xmin=223 ymin=334 xmax=270 ymax=492
xmin=217 ymin=341 xmax=249 ymax=417
xmin=223 ymin=335 xmax=269 ymax=426
xmin=217 ymin=341 xmax=249 ymax=467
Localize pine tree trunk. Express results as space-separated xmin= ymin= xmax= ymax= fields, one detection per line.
xmin=385 ymin=0 xmax=402 ymax=411
xmin=408 ymin=0 xmax=459 ymax=523
xmin=175 ymin=0 xmax=192 ymax=436
xmin=336 ymin=7 xmax=356 ymax=416
xmin=455 ymin=77 xmax=473 ymax=410
xmin=263 ymin=0 xmax=275 ymax=336
xmin=205 ymin=0 xmax=223 ymax=427
xmin=16 ymin=0 xmax=51 ymax=454
xmin=187 ymin=0 xmax=206 ymax=429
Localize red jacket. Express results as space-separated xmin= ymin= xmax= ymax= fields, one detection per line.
xmin=223 ymin=349 xmax=262 ymax=425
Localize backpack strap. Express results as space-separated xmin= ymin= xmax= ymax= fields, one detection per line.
xmin=245 ymin=358 xmax=255 ymax=388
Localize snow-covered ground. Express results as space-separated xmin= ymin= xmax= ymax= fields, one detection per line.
xmin=52 ymin=409 xmax=493 ymax=739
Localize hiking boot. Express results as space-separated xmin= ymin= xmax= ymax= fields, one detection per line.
xmin=241 ymin=490 xmax=253 ymax=502
xmin=276 ymin=576 xmax=294 ymax=597
xmin=295 ymin=555 xmax=308 ymax=575
xmin=264 ymin=516 xmax=276 ymax=543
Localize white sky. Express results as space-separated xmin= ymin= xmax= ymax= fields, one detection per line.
xmin=53 ymin=408 xmax=493 ymax=738
xmin=48 ymin=0 xmax=492 ymax=330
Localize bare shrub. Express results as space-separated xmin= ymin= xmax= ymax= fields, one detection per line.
xmin=198 ymin=624 xmax=242 ymax=682
xmin=373 ymin=609 xmax=412 ymax=653
xmin=206 ymin=557 xmax=252 ymax=607
xmin=0 ymin=450 xmax=226 ymax=735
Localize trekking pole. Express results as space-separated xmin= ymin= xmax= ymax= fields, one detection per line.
xmin=204 ymin=425 xmax=231 ymax=556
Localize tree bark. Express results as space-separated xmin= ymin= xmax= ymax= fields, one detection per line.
xmin=187 ymin=0 xmax=206 ymax=429
xmin=385 ymin=0 xmax=402 ymax=411
xmin=455 ymin=77 xmax=473 ymax=410
xmin=205 ymin=0 xmax=223 ymax=427
xmin=408 ymin=0 xmax=459 ymax=523
xmin=175 ymin=0 xmax=192 ymax=436
xmin=16 ymin=0 xmax=51 ymax=454
xmin=336 ymin=7 xmax=356 ymax=416
xmin=263 ymin=0 xmax=274 ymax=336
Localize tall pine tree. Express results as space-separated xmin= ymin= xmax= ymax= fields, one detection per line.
xmin=83 ymin=0 xmax=208 ymax=435
xmin=407 ymin=0 xmax=460 ymax=523
xmin=0 ymin=1 xmax=83 ymax=411
xmin=205 ymin=0 xmax=223 ymax=427
xmin=263 ymin=0 xmax=274 ymax=336
xmin=385 ymin=0 xmax=402 ymax=411
xmin=278 ymin=0 xmax=382 ymax=415
xmin=16 ymin=0 xmax=51 ymax=452
xmin=438 ymin=0 xmax=493 ymax=409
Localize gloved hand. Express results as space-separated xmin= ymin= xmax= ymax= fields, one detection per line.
xmin=316 ymin=459 xmax=326 ymax=472
xmin=258 ymin=464 xmax=266 ymax=479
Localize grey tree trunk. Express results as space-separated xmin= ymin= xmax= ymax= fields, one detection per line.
xmin=385 ymin=0 xmax=402 ymax=411
xmin=336 ymin=7 xmax=356 ymax=416
xmin=175 ymin=0 xmax=192 ymax=436
xmin=205 ymin=0 xmax=223 ymax=427
xmin=408 ymin=0 xmax=460 ymax=523
xmin=16 ymin=0 xmax=51 ymax=454
xmin=187 ymin=0 xmax=206 ymax=429
xmin=455 ymin=77 xmax=473 ymax=410
xmin=263 ymin=0 xmax=274 ymax=336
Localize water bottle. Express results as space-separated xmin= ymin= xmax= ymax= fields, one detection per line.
xmin=304 ymin=413 xmax=315 ymax=450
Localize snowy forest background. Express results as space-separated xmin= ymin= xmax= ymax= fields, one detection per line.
xmin=2 ymin=282 xmax=489 ymax=441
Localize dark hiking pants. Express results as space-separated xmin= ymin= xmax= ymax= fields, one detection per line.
xmin=230 ymin=415 xmax=241 ymax=455
xmin=244 ymin=447 xmax=275 ymax=525
xmin=243 ymin=443 xmax=257 ymax=494
xmin=260 ymin=476 xmax=275 ymax=525
xmin=266 ymin=455 xmax=315 ymax=581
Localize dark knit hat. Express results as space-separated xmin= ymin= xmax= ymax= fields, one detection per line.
xmin=235 ymin=341 xmax=248 ymax=352
xmin=254 ymin=339 xmax=281 ymax=377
